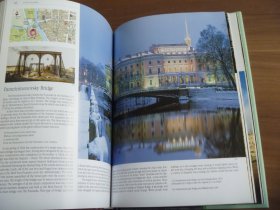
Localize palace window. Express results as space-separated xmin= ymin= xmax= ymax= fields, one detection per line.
xmin=149 ymin=68 xmax=152 ymax=74
xmin=130 ymin=65 xmax=133 ymax=69
xmin=158 ymin=68 xmax=160 ymax=73
xmin=150 ymin=80 xmax=152 ymax=85
xmin=179 ymin=60 xmax=181 ymax=63
xmin=173 ymin=60 xmax=176 ymax=63
xmin=168 ymin=60 xmax=170 ymax=63
xmin=157 ymin=60 xmax=160 ymax=64
xmin=149 ymin=61 xmax=152 ymax=65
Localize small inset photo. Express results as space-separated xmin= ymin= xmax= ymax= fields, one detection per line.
xmin=6 ymin=46 xmax=75 ymax=83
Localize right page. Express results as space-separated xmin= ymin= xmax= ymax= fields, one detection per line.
xmin=112 ymin=12 xmax=260 ymax=207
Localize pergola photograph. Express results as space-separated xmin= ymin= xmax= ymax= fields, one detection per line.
xmin=5 ymin=46 xmax=76 ymax=83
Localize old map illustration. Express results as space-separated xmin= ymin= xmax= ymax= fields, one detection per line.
xmin=10 ymin=8 xmax=76 ymax=44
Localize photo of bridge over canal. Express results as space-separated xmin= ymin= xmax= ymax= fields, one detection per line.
xmin=6 ymin=46 xmax=75 ymax=83
xmin=112 ymin=12 xmax=246 ymax=165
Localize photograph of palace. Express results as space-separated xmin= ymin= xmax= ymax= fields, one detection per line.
xmin=113 ymin=12 xmax=246 ymax=165
xmin=5 ymin=46 xmax=75 ymax=83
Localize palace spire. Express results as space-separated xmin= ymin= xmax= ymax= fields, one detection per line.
xmin=184 ymin=18 xmax=192 ymax=50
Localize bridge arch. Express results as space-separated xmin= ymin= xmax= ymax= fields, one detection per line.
xmin=16 ymin=50 xmax=63 ymax=77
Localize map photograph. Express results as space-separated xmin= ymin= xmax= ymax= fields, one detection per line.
xmin=10 ymin=8 xmax=76 ymax=44
xmin=5 ymin=46 xmax=75 ymax=83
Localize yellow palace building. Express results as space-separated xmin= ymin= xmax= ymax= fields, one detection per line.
xmin=114 ymin=20 xmax=216 ymax=99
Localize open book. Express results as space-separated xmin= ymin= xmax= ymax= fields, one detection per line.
xmin=0 ymin=0 xmax=268 ymax=209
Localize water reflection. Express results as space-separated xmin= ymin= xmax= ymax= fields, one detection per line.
xmin=113 ymin=102 xmax=245 ymax=165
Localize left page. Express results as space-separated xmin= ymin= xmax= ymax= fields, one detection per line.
xmin=0 ymin=0 xmax=113 ymax=209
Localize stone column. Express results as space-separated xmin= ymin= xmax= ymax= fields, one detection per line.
xmin=17 ymin=53 xmax=22 ymax=75
xmin=23 ymin=53 xmax=27 ymax=75
xmin=59 ymin=54 xmax=62 ymax=77
xmin=38 ymin=54 xmax=42 ymax=76
xmin=53 ymin=54 xmax=56 ymax=75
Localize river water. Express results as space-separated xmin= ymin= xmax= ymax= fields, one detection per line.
xmin=112 ymin=100 xmax=246 ymax=165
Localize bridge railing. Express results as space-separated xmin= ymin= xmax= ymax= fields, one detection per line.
xmin=115 ymin=81 xmax=234 ymax=100
xmin=115 ymin=82 xmax=209 ymax=100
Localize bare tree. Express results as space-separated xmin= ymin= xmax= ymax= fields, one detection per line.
xmin=197 ymin=25 xmax=236 ymax=89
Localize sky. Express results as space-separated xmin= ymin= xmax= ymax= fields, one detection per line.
xmin=79 ymin=5 xmax=112 ymax=66
xmin=114 ymin=12 xmax=228 ymax=62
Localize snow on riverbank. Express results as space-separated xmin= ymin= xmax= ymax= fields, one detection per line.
xmin=78 ymin=84 xmax=111 ymax=163
xmin=78 ymin=85 xmax=90 ymax=159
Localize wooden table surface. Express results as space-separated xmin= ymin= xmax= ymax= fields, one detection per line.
xmin=74 ymin=0 xmax=280 ymax=209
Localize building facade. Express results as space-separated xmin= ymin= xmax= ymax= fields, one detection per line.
xmin=114 ymin=23 xmax=215 ymax=99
